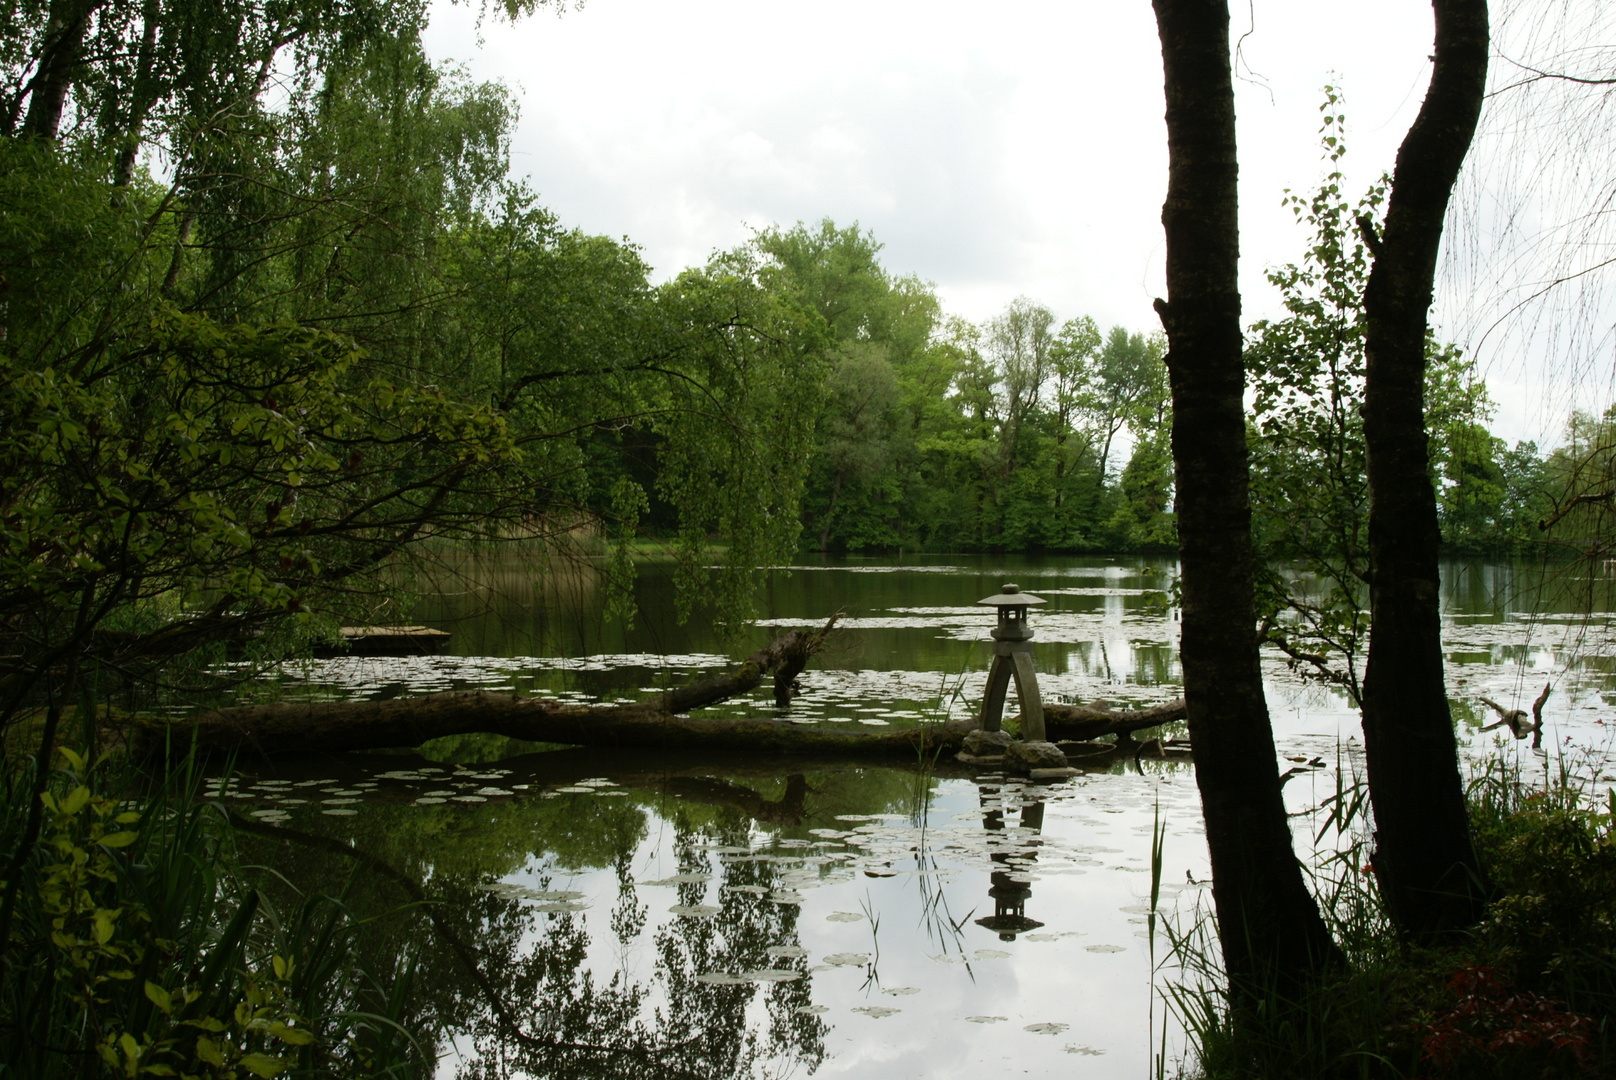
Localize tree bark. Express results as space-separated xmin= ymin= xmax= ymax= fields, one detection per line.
xmin=18 ymin=0 xmax=98 ymax=141
xmin=125 ymin=616 xmax=975 ymax=760
xmin=1040 ymin=698 xmax=1186 ymax=741
xmin=1359 ymin=0 xmax=1490 ymax=939
xmin=1151 ymin=0 xmax=1338 ymax=996
xmin=130 ymin=691 xmax=976 ymax=759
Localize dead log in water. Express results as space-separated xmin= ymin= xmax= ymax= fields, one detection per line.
xmin=1037 ymin=698 xmax=1188 ymax=741
xmin=128 ymin=614 xmax=1186 ymax=760
xmin=129 ymin=615 xmax=966 ymax=759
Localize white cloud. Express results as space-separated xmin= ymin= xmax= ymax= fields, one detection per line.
xmin=425 ymin=0 xmax=1604 ymax=445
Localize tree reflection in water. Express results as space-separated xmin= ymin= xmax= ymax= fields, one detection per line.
xmin=235 ymin=767 xmax=839 ymax=1079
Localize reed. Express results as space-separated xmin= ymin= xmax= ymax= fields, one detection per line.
xmin=1162 ymin=744 xmax=1616 ymax=1079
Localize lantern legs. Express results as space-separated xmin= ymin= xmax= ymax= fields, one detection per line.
xmin=977 ymin=648 xmax=1045 ymax=741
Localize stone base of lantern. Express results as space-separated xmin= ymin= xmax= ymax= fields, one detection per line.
xmin=1004 ymin=739 xmax=1070 ymax=772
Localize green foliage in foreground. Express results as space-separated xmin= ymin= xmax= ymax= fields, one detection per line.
xmin=1173 ymin=754 xmax=1616 ymax=1079
xmin=0 ymin=749 xmax=429 ymax=1079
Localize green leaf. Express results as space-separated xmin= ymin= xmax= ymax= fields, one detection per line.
xmin=238 ymin=1052 xmax=287 ymax=1078
xmin=144 ymin=981 xmax=173 ymax=1013
xmin=194 ymin=1036 xmax=225 ymax=1067
xmin=269 ymin=1022 xmax=315 ymax=1046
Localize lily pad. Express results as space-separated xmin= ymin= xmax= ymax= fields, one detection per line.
xmin=825 ymin=911 xmax=865 ymax=923
xmin=744 ymin=969 xmax=802 ymax=983
xmin=972 ymin=949 xmax=1011 ymax=960
xmin=794 ymin=1005 xmax=829 ymax=1015
xmin=695 ymin=972 xmax=750 ymax=985
xmin=964 ymin=1016 xmax=1008 ymax=1024
xmin=822 ymin=953 xmax=868 ymax=967
xmin=883 ymin=987 xmax=922 ymax=996
xmin=851 ymin=1006 xmax=899 ymax=1018
xmin=766 ymin=945 xmax=808 ymax=959
xmin=1084 ymin=944 xmax=1126 ymax=954
xmin=668 ymin=904 xmax=721 ymax=919
xmin=1025 ymin=1022 xmax=1070 ymax=1035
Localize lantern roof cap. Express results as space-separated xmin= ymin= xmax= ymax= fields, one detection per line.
xmin=977 ymin=583 xmax=1046 ymax=608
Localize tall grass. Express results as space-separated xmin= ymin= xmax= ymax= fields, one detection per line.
xmin=0 ymin=746 xmax=433 ymax=1078
xmin=1160 ymin=745 xmax=1616 ymax=1079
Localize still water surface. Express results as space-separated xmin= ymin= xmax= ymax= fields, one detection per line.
xmin=220 ymin=556 xmax=1616 ymax=1078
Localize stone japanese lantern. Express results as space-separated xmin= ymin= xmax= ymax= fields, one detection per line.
xmin=966 ymin=584 xmax=1069 ymax=772
xmin=976 ymin=583 xmax=1046 ymax=741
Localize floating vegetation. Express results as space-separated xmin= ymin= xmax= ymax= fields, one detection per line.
xmin=850 ymin=1006 xmax=900 ymax=1018
xmin=1084 ymin=945 xmax=1126 ymax=954
xmin=822 ymin=953 xmax=868 ymax=967
xmin=883 ymin=987 xmax=921 ymax=996
xmin=825 ymin=911 xmax=864 ymax=923
xmin=668 ymin=904 xmax=721 ymax=919
xmin=1025 ymin=1023 xmax=1070 ymax=1036
xmin=964 ymin=1016 xmax=1008 ymax=1024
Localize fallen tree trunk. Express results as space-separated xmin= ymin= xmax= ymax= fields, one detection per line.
xmin=128 ymin=611 xmax=1184 ymax=760
xmin=1036 ymin=698 xmax=1188 ymax=742
xmin=133 ymin=691 xmax=977 ymax=759
xmin=130 ymin=616 xmax=977 ymax=759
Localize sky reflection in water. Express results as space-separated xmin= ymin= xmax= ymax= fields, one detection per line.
xmin=221 ymin=556 xmax=1616 ymax=1078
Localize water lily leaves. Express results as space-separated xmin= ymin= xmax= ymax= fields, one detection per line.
xmin=822 ymin=953 xmax=868 ymax=967
xmin=1025 ymin=1022 xmax=1070 ymax=1035
xmin=695 ymin=972 xmax=750 ymax=985
xmin=825 ymin=911 xmax=864 ymax=923
xmin=668 ymin=904 xmax=720 ymax=918
xmin=640 ymin=873 xmax=711 ymax=886
xmin=744 ymin=969 xmax=802 ymax=983
xmin=851 ymin=1006 xmax=899 ymax=1018
xmin=794 ymin=1005 xmax=829 ymax=1015
xmin=1063 ymin=1044 xmax=1105 ymax=1056
xmin=964 ymin=1015 xmax=1007 ymax=1024
xmin=882 ymin=987 xmax=921 ymax=996
xmin=1084 ymin=944 xmax=1126 ymax=954
xmin=766 ymin=945 xmax=808 ymax=959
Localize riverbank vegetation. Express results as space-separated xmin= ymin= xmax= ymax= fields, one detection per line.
xmin=1173 ymin=753 xmax=1616 ymax=1079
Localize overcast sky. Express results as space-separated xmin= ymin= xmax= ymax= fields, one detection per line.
xmin=422 ymin=0 xmax=1610 ymax=446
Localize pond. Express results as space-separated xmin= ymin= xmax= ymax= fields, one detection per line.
xmin=216 ymin=555 xmax=1616 ymax=1079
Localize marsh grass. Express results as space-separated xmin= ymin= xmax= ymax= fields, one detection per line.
xmin=1162 ymin=745 xmax=1616 ymax=1079
xmin=0 ymin=746 xmax=432 ymax=1078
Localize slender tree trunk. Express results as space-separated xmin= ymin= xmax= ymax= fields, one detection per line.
xmin=1151 ymin=0 xmax=1338 ymax=997
xmin=818 ymin=467 xmax=842 ymax=551
xmin=112 ymin=0 xmax=162 ymax=188
xmin=19 ymin=0 xmax=97 ymax=141
xmin=1359 ymin=0 xmax=1490 ymax=939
